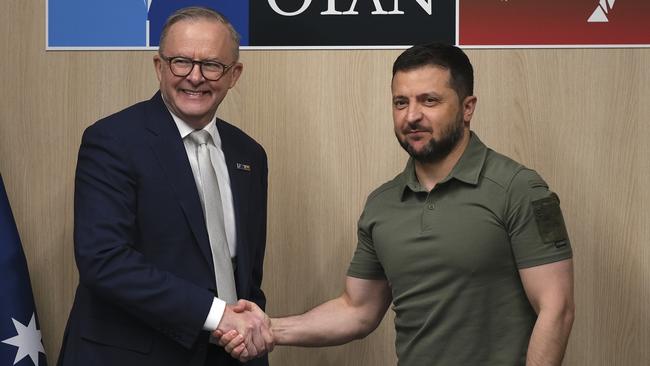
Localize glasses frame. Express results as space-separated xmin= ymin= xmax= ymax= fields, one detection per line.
xmin=159 ymin=54 xmax=235 ymax=81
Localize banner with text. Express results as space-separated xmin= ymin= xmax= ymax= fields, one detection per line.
xmin=47 ymin=0 xmax=650 ymax=49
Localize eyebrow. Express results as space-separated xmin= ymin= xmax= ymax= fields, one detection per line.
xmin=418 ymin=91 xmax=444 ymax=99
xmin=393 ymin=91 xmax=444 ymax=100
xmin=170 ymin=54 xmax=225 ymax=63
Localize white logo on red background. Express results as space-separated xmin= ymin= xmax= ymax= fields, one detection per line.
xmin=588 ymin=0 xmax=616 ymax=22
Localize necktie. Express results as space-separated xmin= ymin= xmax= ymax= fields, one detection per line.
xmin=188 ymin=130 xmax=237 ymax=304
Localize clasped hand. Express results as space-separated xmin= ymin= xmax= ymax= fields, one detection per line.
xmin=214 ymin=300 xmax=274 ymax=362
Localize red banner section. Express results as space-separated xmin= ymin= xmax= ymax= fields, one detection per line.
xmin=460 ymin=0 xmax=650 ymax=46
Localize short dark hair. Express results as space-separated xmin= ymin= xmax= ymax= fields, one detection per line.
xmin=392 ymin=43 xmax=474 ymax=101
xmin=159 ymin=6 xmax=241 ymax=61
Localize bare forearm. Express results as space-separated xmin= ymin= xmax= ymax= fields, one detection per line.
xmin=272 ymin=296 xmax=379 ymax=347
xmin=526 ymin=308 xmax=574 ymax=366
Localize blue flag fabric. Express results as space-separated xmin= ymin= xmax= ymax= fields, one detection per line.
xmin=0 ymin=175 xmax=47 ymax=366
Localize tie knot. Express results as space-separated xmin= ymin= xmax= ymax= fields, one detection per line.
xmin=189 ymin=129 xmax=211 ymax=146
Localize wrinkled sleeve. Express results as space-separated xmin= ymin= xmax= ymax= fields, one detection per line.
xmin=505 ymin=168 xmax=573 ymax=269
xmin=347 ymin=200 xmax=387 ymax=280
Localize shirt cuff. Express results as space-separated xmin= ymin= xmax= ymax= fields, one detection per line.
xmin=203 ymin=297 xmax=226 ymax=331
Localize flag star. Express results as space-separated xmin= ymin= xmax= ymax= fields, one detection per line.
xmin=1 ymin=313 xmax=45 ymax=366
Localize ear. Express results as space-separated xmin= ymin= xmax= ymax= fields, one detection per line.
xmin=462 ymin=96 xmax=477 ymax=124
xmin=153 ymin=54 xmax=163 ymax=83
xmin=227 ymin=62 xmax=243 ymax=89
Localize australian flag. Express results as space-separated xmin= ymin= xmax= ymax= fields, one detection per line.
xmin=0 ymin=175 xmax=47 ymax=366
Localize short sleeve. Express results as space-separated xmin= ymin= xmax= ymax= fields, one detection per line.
xmin=347 ymin=202 xmax=387 ymax=280
xmin=506 ymin=169 xmax=573 ymax=268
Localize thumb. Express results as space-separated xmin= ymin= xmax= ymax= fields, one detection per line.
xmin=232 ymin=299 xmax=250 ymax=313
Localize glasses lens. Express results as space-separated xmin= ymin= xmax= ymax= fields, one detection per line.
xmin=201 ymin=62 xmax=225 ymax=81
xmin=170 ymin=58 xmax=193 ymax=76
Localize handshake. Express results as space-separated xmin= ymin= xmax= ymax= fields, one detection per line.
xmin=213 ymin=300 xmax=275 ymax=362
xmin=210 ymin=277 xmax=394 ymax=362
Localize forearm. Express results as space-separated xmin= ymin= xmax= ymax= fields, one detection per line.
xmin=526 ymin=306 xmax=575 ymax=366
xmin=215 ymin=278 xmax=390 ymax=361
xmin=272 ymin=296 xmax=379 ymax=347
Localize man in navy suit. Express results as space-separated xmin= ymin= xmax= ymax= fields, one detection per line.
xmin=58 ymin=7 xmax=272 ymax=366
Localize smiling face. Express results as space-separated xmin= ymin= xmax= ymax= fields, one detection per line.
xmin=153 ymin=19 xmax=242 ymax=129
xmin=392 ymin=65 xmax=476 ymax=163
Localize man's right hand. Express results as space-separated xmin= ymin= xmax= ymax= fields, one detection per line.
xmin=216 ymin=277 xmax=392 ymax=360
xmin=215 ymin=300 xmax=274 ymax=362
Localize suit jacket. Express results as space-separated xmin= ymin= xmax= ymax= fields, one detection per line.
xmin=58 ymin=92 xmax=268 ymax=366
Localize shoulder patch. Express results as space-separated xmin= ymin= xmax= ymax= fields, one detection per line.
xmin=532 ymin=192 xmax=569 ymax=246
xmin=528 ymin=178 xmax=549 ymax=190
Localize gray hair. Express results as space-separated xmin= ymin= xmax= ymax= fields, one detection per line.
xmin=158 ymin=6 xmax=241 ymax=61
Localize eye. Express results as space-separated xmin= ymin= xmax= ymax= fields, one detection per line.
xmin=202 ymin=61 xmax=224 ymax=73
xmin=393 ymin=99 xmax=408 ymax=109
xmin=171 ymin=58 xmax=192 ymax=68
xmin=424 ymin=97 xmax=439 ymax=106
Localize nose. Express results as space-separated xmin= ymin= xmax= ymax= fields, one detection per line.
xmin=405 ymin=103 xmax=423 ymax=123
xmin=186 ymin=63 xmax=204 ymax=84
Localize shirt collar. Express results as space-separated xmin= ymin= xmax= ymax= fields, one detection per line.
xmin=400 ymin=132 xmax=488 ymax=197
xmin=168 ymin=109 xmax=222 ymax=149
xmin=402 ymin=158 xmax=425 ymax=194
xmin=446 ymin=132 xmax=488 ymax=185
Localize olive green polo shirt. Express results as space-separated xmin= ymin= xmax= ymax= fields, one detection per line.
xmin=348 ymin=132 xmax=572 ymax=366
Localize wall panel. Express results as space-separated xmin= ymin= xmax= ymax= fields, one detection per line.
xmin=0 ymin=1 xmax=647 ymax=364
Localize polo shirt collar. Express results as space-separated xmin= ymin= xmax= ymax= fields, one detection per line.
xmin=446 ymin=132 xmax=488 ymax=185
xmin=400 ymin=132 xmax=488 ymax=197
xmin=402 ymin=159 xmax=425 ymax=194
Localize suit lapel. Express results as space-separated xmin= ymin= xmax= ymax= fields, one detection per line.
xmin=143 ymin=92 xmax=215 ymax=275
xmin=217 ymin=120 xmax=253 ymax=294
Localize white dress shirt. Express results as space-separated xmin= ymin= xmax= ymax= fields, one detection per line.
xmin=168 ymin=110 xmax=236 ymax=331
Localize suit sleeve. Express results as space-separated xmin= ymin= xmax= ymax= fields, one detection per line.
xmin=73 ymin=124 xmax=214 ymax=349
xmin=249 ymin=146 xmax=268 ymax=310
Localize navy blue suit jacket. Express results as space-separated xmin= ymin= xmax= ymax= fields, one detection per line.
xmin=58 ymin=92 xmax=268 ymax=366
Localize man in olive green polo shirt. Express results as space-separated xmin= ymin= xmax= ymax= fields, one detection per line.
xmin=216 ymin=44 xmax=575 ymax=366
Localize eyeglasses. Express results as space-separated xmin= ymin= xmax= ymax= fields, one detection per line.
xmin=159 ymin=54 xmax=235 ymax=81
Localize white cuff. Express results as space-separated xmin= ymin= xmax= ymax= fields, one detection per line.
xmin=203 ymin=297 xmax=226 ymax=331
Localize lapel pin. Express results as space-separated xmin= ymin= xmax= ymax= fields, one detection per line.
xmin=236 ymin=163 xmax=251 ymax=171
